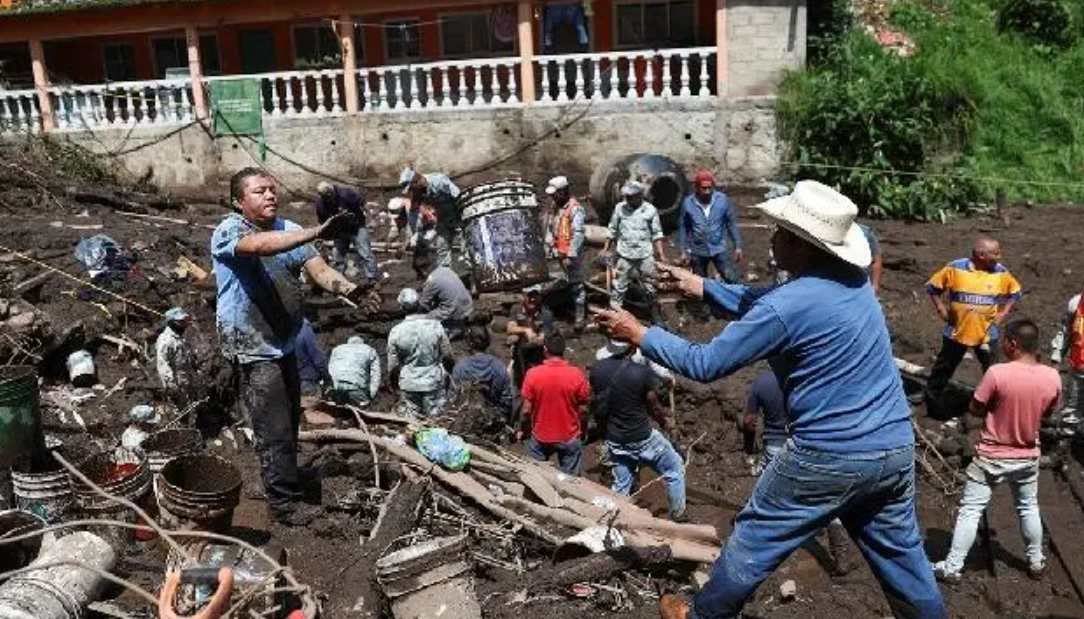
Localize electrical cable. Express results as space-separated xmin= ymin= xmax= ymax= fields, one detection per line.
xmin=778 ymin=159 xmax=1084 ymax=189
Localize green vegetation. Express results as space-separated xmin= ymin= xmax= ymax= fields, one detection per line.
xmin=777 ymin=0 xmax=1084 ymax=219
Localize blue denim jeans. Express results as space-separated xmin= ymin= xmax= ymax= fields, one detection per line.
xmin=332 ymin=228 xmax=379 ymax=279
xmin=691 ymin=252 xmax=738 ymax=284
xmin=608 ymin=429 xmax=686 ymax=518
xmin=691 ymin=441 xmax=944 ymax=619
xmin=526 ymin=436 xmax=583 ymax=476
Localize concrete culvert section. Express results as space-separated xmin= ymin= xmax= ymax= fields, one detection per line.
xmin=589 ymin=154 xmax=691 ymax=232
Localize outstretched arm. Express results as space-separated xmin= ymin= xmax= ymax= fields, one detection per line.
xmin=640 ymin=304 xmax=788 ymax=383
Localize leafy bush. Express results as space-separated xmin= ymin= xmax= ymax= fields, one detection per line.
xmin=777 ymin=32 xmax=980 ymax=220
xmin=996 ymin=0 xmax=1076 ymax=51
xmin=806 ymin=0 xmax=856 ymax=65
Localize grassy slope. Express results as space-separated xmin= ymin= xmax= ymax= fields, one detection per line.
xmin=897 ymin=0 xmax=1084 ymax=202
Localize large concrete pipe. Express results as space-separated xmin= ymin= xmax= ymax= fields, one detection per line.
xmin=588 ymin=154 xmax=691 ymax=232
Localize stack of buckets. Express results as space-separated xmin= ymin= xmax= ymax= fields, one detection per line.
xmin=0 ymin=366 xmax=65 ymax=525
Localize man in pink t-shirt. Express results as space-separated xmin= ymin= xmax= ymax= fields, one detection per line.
xmin=933 ymin=319 xmax=1061 ymax=583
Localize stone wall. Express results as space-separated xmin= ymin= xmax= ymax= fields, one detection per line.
xmin=58 ymin=97 xmax=780 ymax=194
xmin=727 ymin=0 xmax=807 ymax=97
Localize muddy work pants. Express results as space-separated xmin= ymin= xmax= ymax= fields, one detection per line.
xmin=611 ymin=255 xmax=656 ymax=309
xmin=238 ymin=354 xmax=303 ymax=517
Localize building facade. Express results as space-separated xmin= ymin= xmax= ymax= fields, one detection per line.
xmin=0 ymin=0 xmax=803 ymax=190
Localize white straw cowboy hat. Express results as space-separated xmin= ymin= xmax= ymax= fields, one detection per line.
xmin=754 ymin=180 xmax=871 ymax=269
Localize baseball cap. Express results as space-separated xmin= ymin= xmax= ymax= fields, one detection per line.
xmin=164 ymin=307 xmax=190 ymax=323
xmin=545 ymin=176 xmax=570 ymax=195
xmin=694 ymin=170 xmax=715 ymax=188
xmin=621 ymin=180 xmax=645 ymax=197
xmin=316 ymin=181 xmax=334 ymax=195
xmin=523 ymin=284 xmax=543 ymax=296
xmin=397 ymin=288 xmax=419 ymax=307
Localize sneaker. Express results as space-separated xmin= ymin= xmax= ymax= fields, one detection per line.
xmin=671 ymin=511 xmax=690 ymax=524
xmin=932 ymin=561 xmax=961 ymax=585
xmin=1027 ymin=562 xmax=1047 ymax=581
xmin=659 ymin=593 xmax=691 ymax=619
xmin=907 ymin=392 xmax=926 ymax=405
xmin=273 ymin=504 xmax=324 ymax=527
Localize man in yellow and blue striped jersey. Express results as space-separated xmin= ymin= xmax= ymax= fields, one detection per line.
xmin=918 ymin=236 xmax=1022 ymax=409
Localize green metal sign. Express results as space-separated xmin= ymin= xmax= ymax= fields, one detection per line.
xmin=210 ymin=78 xmax=264 ymax=137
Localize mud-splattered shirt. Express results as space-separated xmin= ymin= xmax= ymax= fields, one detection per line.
xmin=608 ymin=201 xmax=663 ymax=261
xmin=387 ymin=314 xmax=452 ymax=393
xmin=211 ymin=214 xmax=317 ymax=364
xmin=155 ymin=326 xmax=192 ymax=389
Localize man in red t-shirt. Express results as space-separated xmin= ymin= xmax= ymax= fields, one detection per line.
xmin=519 ymin=331 xmax=592 ymax=475
xmin=933 ymin=319 xmax=1061 ymax=583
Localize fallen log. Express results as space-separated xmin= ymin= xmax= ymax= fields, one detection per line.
xmin=498 ymin=495 xmax=719 ymax=564
xmin=527 ymin=545 xmax=673 ymax=591
xmin=471 ymin=469 xmax=526 ymax=498
xmin=559 ymin=495 xmax=719 ymax=544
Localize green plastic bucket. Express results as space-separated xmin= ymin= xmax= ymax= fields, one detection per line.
xmin=0 ymin=367 xmax=46 ymax=471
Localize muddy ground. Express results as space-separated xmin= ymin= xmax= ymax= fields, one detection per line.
xmin=3 ymin=150 xmax=1084 ymax=619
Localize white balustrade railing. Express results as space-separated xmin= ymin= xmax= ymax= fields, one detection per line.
xmin=50 ymin=79 xmax=193 ymax=131
xmin=251 ymin=70 xmax=345 ymax=118
xmin=0 ymin=47 xmax=722 ymax=136
xmin=534 ymin=46 xmax=716 ymax=104
xmin=357 ymin=56 xmax=520 ymax=112
xmin=0 ymin=90 xmax=41 ymax=134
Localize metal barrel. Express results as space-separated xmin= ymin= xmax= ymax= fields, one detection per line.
xmin=460 ymin=180 xmax=549 ymax=292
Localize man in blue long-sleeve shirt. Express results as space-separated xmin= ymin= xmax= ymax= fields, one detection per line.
xmin=679 ymin=171 xmax=742 ymax=284
xmin=596 ymin=180 xmax=943 ymax=619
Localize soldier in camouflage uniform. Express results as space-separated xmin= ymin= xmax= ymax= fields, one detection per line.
xmin=387 ymin=288 xmax=456 ymax=418
xmin=156 ymin=307 xmax=194 ymax=408
xmin=601 ymin=181 xmax=667 ymax=319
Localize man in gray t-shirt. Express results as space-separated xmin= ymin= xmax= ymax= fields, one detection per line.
xmin=416 ymin=254 xmax=473 ymax=340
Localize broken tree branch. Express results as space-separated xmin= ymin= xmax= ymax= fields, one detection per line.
xmin=299 ymin=429 xmax=564 ymax=545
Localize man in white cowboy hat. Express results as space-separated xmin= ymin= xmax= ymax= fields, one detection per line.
xmin=546 ymin=175 xmax=588 ymax=331
xmin=601 ymin=180 xmax=667 ymax=320
xmin=399 ymin=167 xmax=462 ymax=268
xmin=594 ymin=180 xmax=944 ymax=619
xmin=156 ymin=306 xmax=194 ymax=409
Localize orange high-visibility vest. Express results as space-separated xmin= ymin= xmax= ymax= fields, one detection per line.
xmin=1070 ymin=294 xmax=1084 ymax=371
xmin=552 ymin=198 xmax=581 ymax=257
